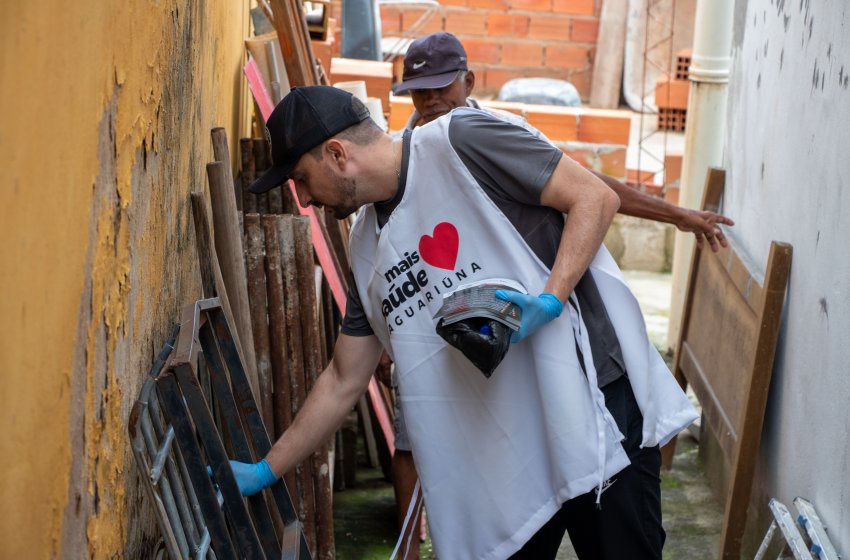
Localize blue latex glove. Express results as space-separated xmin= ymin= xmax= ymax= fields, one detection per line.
xmin=228 ymin=459 xmax=277 ymax=496
xmin=495 ymin=291 xmax=563 ymax=343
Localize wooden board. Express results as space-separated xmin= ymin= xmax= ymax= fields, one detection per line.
xmin=661 ymin=168 xmax=792 ymax=560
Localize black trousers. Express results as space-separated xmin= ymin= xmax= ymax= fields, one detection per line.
xmin=509 ymin=376 xmax=665 ymax=560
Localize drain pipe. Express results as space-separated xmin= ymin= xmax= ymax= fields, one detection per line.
xmin=667 ymin=0 xmax=735 ymax=349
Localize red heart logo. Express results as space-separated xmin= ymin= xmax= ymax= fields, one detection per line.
xmin=418 ymin=222 xmax=459 ymax=270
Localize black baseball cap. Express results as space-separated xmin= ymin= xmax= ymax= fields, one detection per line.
xmin=249 ymin=86 xmax=371 ymax=194
xmin=394 ymin=32 xmax=468 ymax=93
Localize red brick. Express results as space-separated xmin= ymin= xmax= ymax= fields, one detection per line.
xmin=576 ymin=108 xmax=632 ymax=144
xmin=468 ymin=0 xmax=509 ymax=9
xmin=463 ymin=38 xmax=501 ymax=64
xmin=570 ymin=18 xmax=599 ymax=42
xmin=478 ymin=99 xmax=526 ymax=116
xmin=440 ymin=0 xmax=468 ymax=6
xmin=598 ymin=147 xmax=627 ymax=179
xmin=525 ymin=104 xmax=579 ymax=141
xmin=484 ymin=68 xmax=526 ymax=92
xmin=528 ymin=15 xmax=571 ymax=40
xmin=380 ymin=7 xmax=403 ymax=34
xmin=501 ymin=42 xmax=543 ymax=66
xmin=402 ymin=9 xmax=444 ymax=34
xmin=551 ymin=0 xmax=594 ymax=15
xmin=389 ymin=94 xmax=415 ymax=131
xmin=664 ymin=185 xmax=680 ymax=205
xmin=444 ymin=9 xmax=488 ymax=34
xmin=664 ymin=151 xmax=683 ymax=185
xmin=627 ymin=168 xmax=656 ymax=183
xmin=487 ymin=13 xmax=530 ymax=37
xmin=655 ymin=77 xmax=689 ymax=109
xmin=510 ymin=0 xmax=552 ymax=12
xmin=544 ymin=45 xmax=589 ymax=69
xmin=568 ymin=69 xmax=591 ymax=99
xmin=311 ymin=35 xmax=335 ymax=70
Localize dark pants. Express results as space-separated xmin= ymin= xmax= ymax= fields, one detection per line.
xmin=510 ymin=376 xmax=665 ymax=560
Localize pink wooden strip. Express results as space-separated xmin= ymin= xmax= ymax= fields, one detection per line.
xmin=244 ymin=61 xmax=395 ymax=454
xmin=244 ymin=57 xmax=275 ymax=123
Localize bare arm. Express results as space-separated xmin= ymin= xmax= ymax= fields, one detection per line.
xmin=541 ymin=157 xmax=621 ymax=303
xmin=592 ymin=171 xmax=735 ymax=252
xmin=264 ymin=333 xmax=384 ymax=477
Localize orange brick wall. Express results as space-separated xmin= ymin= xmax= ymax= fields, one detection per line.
xmin=378 ymin=0 xmax=601 ymax=98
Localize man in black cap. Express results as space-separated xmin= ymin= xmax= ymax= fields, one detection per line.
xmin=233 ymin=84 xmax=699 ymax=560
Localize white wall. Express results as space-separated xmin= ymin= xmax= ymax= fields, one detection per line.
xmin=724 ymin=0 xmax=850 ymax=552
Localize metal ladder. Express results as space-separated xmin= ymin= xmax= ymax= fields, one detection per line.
xmin=129 ymin=299 xmax=311 ymax=559
xmin=754 ymin=497 xmax=840 ymax=560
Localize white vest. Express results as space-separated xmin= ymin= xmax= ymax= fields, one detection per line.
xmin=350 ymin=108 xmax=697 ymax=559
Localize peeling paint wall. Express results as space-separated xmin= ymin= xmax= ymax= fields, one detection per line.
xmin=724 ymin=0 xmax=850 ymax=554
xmin=0 ymin=1 xmax=250 ymax=557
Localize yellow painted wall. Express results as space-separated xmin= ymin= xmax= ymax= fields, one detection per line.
xmin=0 ymin=1 xmax=251 ymax=556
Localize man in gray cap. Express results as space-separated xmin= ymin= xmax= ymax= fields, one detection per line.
xmin=234 ymin=84 xmax=699 ymax=559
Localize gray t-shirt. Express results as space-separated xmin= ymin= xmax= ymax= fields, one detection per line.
xmin=342 ymin=110 xmax=626 ymax=386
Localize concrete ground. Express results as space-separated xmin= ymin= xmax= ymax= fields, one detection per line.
xmin=333 ymin=271 xmax=723 ymax=559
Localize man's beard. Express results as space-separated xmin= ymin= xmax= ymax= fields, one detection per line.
xmin=328 ymin=175 xmax=358 ymax=219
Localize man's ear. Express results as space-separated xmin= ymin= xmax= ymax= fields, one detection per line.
xmin=325 ymin=139 xmax=347 ymax=170
xmin=464 ymin=71 xmax=476 ymax=97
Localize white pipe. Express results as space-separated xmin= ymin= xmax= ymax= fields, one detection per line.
xmin=666 ymin=0 xmax=734 ymax=350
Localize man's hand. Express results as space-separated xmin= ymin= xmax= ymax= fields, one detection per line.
xmin=374 ymin=350 xmax=393 ymax=387
xmin=228 ymin=459 xmax=278 ymax=496
xmin=495 ymin=291 xmax=563 ymax=343
xmin=676 ymin=209 xmax=735 ymax=252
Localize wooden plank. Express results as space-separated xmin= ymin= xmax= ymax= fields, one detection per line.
xmin=658 ymin=167 xmax=793 ymax=560
xmin=269 ymin=0 xmax=315 ymax=87
xmin=718 ymin=241 xmax=792 ymax=559
xmin=207 ymin=160 xmax=261 ymax=400
xmin=589 ymin=0 xmax=628 ymax=109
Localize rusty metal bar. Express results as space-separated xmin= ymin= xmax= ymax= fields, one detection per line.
xmin=261 ymin=216 xmax=299 ymax=500
xmin=294 ymin=217 xmax=335 ymax=560
xmin=244 ymin=214 xmax=275 ymax=433
xmin=277 ymin=215 xmax=318 ymax=554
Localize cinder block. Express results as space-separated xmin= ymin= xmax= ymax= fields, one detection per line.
xmin=657 ymin=106 xmax=687 ymax=131
xmin=330 ymin=57 xmax=394 ymax=109
xmin=388 ymin=94 xmax=415 ymax=131
xmin=655 ymin=76 xmax=689 ymax=109
xmin=570 ymin=18 xmax=599 ymax=42
xmin=525 ymin=105 xmax=579 ymax=141
xmin=487 ymin=13 xmax=530 ymax=37
xmin=576 ymin=108 xmax=631 ymax=144
xmin=529 ymin=14 xmax=571 ymax=40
